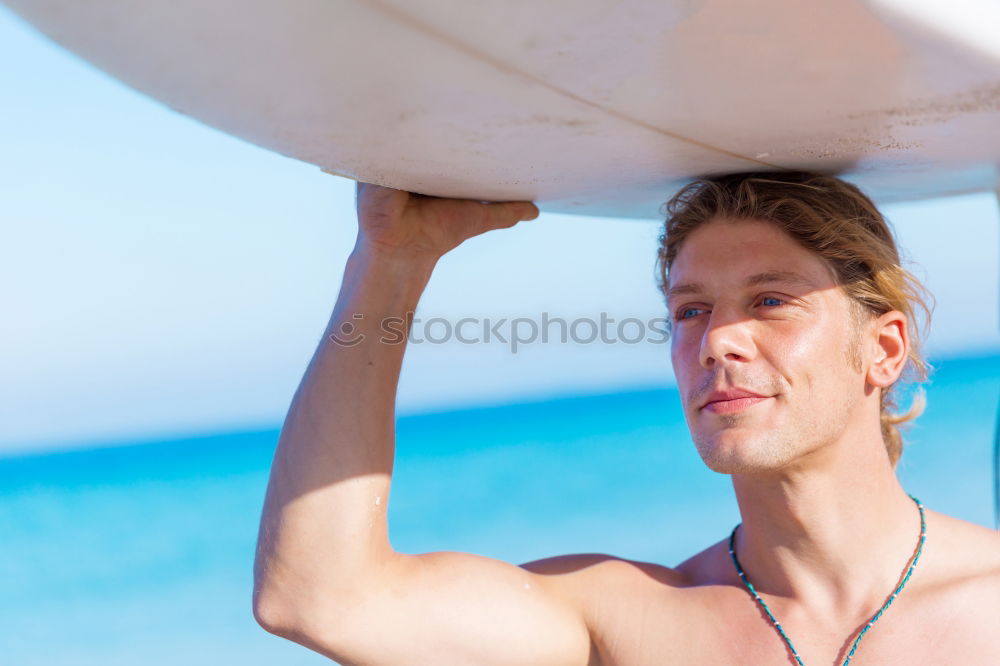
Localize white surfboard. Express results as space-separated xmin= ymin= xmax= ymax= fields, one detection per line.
xmin=3 ymin=0 xmax=1000 ymax=218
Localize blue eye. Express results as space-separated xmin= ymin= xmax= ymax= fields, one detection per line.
xmin=677 ymin=307 xmax=703 ymax=320
xmin=760 ymin=296 xmax=784 ymax=307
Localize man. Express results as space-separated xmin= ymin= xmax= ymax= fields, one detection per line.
xmin=253 ymin=172 xmax=1000 ymax=664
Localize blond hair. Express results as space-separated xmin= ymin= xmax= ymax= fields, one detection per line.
xmin=656 ymin=171 xmax=934 ymax=468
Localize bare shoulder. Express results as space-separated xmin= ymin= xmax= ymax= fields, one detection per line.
xmin=523 ymin=544 xmax=742 ymax=666
xmin=925 ymin=508 xmax=1000 ymax=572
xmin=520 ymin=552 xmax=687 ymax=604
xmin=922 ymin=513 xmax=1000 ymax=662
xmin=520 ymin=552 xmax=691 ymax=664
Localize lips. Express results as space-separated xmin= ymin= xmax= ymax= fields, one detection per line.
xmin=700 ymin=388 xmax=772 ymax=412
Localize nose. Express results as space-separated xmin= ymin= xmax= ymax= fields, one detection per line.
xmin=699 ymin=309 xmax=755 ymax=369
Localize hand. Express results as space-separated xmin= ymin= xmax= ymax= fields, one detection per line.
xmin=354 ymin=182 xmax=539 ymax=262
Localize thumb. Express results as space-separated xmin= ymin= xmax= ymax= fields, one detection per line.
xmin=356 ymin=181 xmax=410 ymax=219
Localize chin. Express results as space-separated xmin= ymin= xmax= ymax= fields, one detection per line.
xmin=691 ymin=427 xmax=794 ymax=475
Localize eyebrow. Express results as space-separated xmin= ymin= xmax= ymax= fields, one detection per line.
xmin=666 ymin=270 xmax=819 ymax=301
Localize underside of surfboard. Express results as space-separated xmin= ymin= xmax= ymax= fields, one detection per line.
xmin=4 ymin=0 xmax=1000 ymax=218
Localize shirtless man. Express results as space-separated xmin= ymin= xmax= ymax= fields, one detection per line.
xmin=252 ymin=171 xmax=1000 ymax=665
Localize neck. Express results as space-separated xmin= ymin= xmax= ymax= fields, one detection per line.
xmin=729 ymin=423 xmax=923 ymax=620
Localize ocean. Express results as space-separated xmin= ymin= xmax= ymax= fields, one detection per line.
xmin=1 ymin=352 xmax=997 ymax=665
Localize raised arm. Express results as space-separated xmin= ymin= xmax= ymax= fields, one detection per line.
xmin=252 ymin=184 xmax=595 ymax=665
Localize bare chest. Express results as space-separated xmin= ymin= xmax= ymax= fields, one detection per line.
xmin=590 ymin=582 xmax=1000 ymax=666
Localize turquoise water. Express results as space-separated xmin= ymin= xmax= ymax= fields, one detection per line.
xmin=1 ymin=353 xmax=997 ymax=665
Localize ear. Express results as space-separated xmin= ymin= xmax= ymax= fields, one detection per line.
xmin=866 ymin=310 xmax=909 ymax=389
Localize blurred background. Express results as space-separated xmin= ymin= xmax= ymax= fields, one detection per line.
xmin=2 ymin=6 xmax=998 ymax=665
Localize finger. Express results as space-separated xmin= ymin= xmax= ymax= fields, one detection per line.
xmin=482 ymin=201 xmax=540 ymax=229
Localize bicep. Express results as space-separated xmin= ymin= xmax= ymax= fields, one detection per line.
xmin=286 ymin=551 xmax=595 ymax=666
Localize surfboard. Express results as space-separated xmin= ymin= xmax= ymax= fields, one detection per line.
xmin=3 ymin=0 xmax=999 ymax=219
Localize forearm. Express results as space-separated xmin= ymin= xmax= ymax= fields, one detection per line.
xmin=253 ymin=244 xmax=437 ymax=618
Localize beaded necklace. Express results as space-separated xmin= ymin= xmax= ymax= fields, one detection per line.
xmin=727 ymin=493 xmax=926 ymax=665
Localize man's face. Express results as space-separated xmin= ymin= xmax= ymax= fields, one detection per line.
xmin=667 ymin=218 xmax=868 ymax=475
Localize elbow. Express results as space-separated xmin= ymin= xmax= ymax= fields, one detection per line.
xmin=252 ymin=584 xmax=301 ymax=637
xmin=252 ymin=585 xmax=364 ymax=663
xmin=251 ymin=554 xmax=382 ymax=651
xmin=252 ymin=547 xmax=304 ymax=635
xmin=252 ymin=581 xmax=360 ymax=642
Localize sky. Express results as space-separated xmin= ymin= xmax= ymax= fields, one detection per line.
xmin=1 ymin=7 xmax=998 ymax=455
